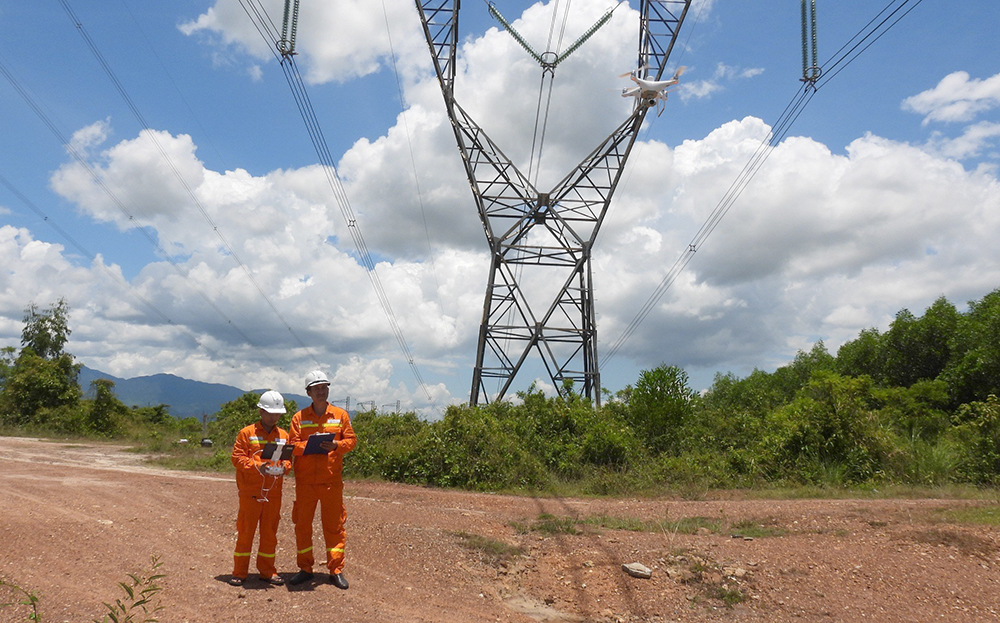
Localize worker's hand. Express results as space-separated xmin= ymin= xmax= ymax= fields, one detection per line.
xmin=319 ymin=440 xmax=338 ymax=453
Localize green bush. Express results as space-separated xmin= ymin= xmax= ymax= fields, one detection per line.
xmin=950 ymin=395 xmax=1000 ymax=484
xmin=762 ymin=372 xmax=893 ymax=483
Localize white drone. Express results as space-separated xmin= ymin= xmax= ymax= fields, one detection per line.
xmin=620 ymin=65 xmax=685 ymax=116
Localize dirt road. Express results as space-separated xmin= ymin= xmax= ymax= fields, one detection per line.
xmin=1 ymin=436 xmax=998 ymax=622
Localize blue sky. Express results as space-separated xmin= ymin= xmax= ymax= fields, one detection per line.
xmin=1 ymin=0 xmax=999 ymax=416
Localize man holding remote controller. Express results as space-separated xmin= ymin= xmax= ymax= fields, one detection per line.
xmin=287 ymin=370 xmax=357 ymax=589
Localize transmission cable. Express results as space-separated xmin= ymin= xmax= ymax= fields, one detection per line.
xmin=0 ymin=172 xmax=252 ymax=373
xmin=0 ymin=54 xmax=288 ymax=373
xmin=379 ymin=0 xmax=442 ymax=295
xmin=237 ymin=0 xmax=432 ymax=400
xmin=57 ymin=0 xmax=320 ymax=368
xmin=604 ymin=0 xmax=924 ymax=364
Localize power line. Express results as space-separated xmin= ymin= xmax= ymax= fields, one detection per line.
xmin=0 ymin=54 xmax=286 ymax=373
xmin=378 ymin=0 xmax=442 ymax=295
xmin=237 ymin=0 xmax=432 ymax=400
xmin=57 ymin=0 xmax=320 ymax=368
xmin=0 ymin=170 xmax=255 ymax=374
xmin=604 ymin=0 xmax=924 ymax=364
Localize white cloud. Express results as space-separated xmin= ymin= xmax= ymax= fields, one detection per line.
xmin=5 ymin=0 xmax=998 ymax=415
xmin=596 ymin=117 xmax=1000 ymax=377
xmin=924 ymin=121 xmax=1000 ymax=160
xmin=179 ymin=0 xmax=428 ymax=85
xmin=902 ymin=70 xmax=1000 ymax=125
xmin=679 ymin=62 xmax=764 ymax=102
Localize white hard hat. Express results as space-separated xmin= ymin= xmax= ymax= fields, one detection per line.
xmin=304 ymin=370 xmax=330 ymax=389
xmin=257 ymin=390 xmax=287 ymax=414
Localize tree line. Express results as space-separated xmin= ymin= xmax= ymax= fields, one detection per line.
xmin=2 ymin=289 xmax=999 ymax=491
xmin=345 ymin=288 xmax=1000 ymax=490
xmin=0 ymin=299 xmax=203 ymax=442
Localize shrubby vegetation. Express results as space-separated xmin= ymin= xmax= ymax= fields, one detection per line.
xmin=347 ymin=288 xmax=1000 ymax=491
xmin=3 ymin=289 xmax=1000 ymax=493
xmin=0 ymin=299 xmax=202 ymax=444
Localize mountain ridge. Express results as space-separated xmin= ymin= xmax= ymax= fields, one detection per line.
xmin=78 ymin=366 xmax=311 ymax=418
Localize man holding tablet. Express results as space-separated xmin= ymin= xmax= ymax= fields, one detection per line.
xmin=287 ymin=370 xmax=357 ymax=589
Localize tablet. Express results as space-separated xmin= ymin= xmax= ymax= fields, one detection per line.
xmin=303 ymin=432 xmax=335 ymax=455
xmin=261 ymin=442 xmax=293 ymax=461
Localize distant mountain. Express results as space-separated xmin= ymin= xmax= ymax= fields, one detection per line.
xmin=78 ymin=366 xmax=310 ymax=419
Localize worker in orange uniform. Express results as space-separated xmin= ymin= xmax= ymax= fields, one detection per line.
xmin=287 ymin=370 xmax=357 ymax=589
xmin=229 ymin=390 xmax=292 ymax=586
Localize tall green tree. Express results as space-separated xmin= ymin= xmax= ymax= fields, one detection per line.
xmin=770 ymin=342 xmax=836 ymax=401
xmin=836 ymin=328 xmax=886 ymax=383
xmin=623 ymin=364 xmax=696 ymax=455
xmin=21 ymin=299 xmax=72 ymax=359
xmin=87 ymin=378 xmax=126 ymax=436
xmin=942 ymin=289 xmax=1000 ymax=406
xmin=881 ymin=297 xmax=958 ymax=388
xmin=0 ymin=300 xmax=81 ymax=425
xmin=0 ymin=346 xmax=15 ymax=391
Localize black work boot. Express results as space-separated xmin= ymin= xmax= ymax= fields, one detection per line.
xmin=330 ymin=573 xmax=349 ymax=590
xmin=288 ymin=570 xmax=314 ymax=585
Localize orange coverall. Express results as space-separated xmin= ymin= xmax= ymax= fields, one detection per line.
xmin=289 ymin=404 xmax=357 ymax=574
xmin=231 ymin=422 xmax=291 ymax=580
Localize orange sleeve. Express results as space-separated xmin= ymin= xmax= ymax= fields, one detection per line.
xmin=289 ymin=411 xmax=307 ymax=457
xmin=231 ymin=426 xmax=260 ymax=474
xmin=336 ymin=410 xmax=357 ymax=455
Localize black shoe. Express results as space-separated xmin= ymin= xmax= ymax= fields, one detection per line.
xmin=330 ymin=573 xmax=349 ymax=590
xmin=288 ymin=570 xmax=314 ymax=585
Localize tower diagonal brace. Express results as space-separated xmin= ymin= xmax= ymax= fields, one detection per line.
xmin=415 ymin=0 xmax=693 ymax=406
xmin=638 ymin=0 xmax=692 ymax=81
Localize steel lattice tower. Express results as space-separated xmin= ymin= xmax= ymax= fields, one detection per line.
xmin=416 ymin=0 xmax=691 ymax=405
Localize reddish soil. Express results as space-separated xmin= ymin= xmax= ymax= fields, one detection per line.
xmin=1 ymin=436 xmax=999 ymax=623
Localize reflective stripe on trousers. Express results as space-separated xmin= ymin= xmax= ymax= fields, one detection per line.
xmin=292 ymin=482 xmax=346 ymax=574
xmin=233 ymin=494 xmax=281 ymax=578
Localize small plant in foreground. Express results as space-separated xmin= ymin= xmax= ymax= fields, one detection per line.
xmin=0 ymin=578 xmax=41 ymax=621
xmin=94 ymin=556 xmax=165 ymax=623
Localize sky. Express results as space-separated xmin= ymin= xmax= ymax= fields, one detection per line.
xmin=1 ymin=0 xmax=999 ymax=417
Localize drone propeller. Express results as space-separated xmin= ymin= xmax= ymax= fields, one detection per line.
xmin=618 ymin=63 xmax=649 ymax=79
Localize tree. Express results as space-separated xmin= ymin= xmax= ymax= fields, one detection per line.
xmin=766 ymin=371 xmax=891 ymax=483
xmin=881 ymin=298 xmax=958 ymax=388
xmin=836 ymin=328 xmax=885 ymax=383
xmin=623 ymin=364 xmax=696 ymax=455
xmin=942 ymin=289 xmax=1000 ymax=406
xmin=21 ymin=299 xmax=71 ymax=359
xmin=0 ymin=300 xmax=81 ymax=426
xmin=0 ymin=346 xmax=15 ymax=391
xmin=87 ymin=378 xmax=126 ymax=436
xmin=771 ymin=342 xmax=836 ymax=400
xmin=0 ymin=349 xmax=82 ymax=425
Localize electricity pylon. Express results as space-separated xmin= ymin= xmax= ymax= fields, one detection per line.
xmin=416 ymin=0 xmax=691 ymax=406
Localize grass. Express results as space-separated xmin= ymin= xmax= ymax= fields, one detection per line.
xmin=0 ymin=578 xmax=41 ymax=621
xmin=0 ymin=556 xmax=165 ymax=623
xmin=728 ymin=518 xmax=786 ymax=538
xmin=527 ymin=513 xmax=582 ymax=535
xmin=704 ymin=585 xmax=746 ymax=607
xmin=453 ymin=532 xmax=524 ymax=566
xmin=583 ymin=513 xmax=788 ymax=538
xmin=931 ymin=504 xmax=1000 ymax=526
